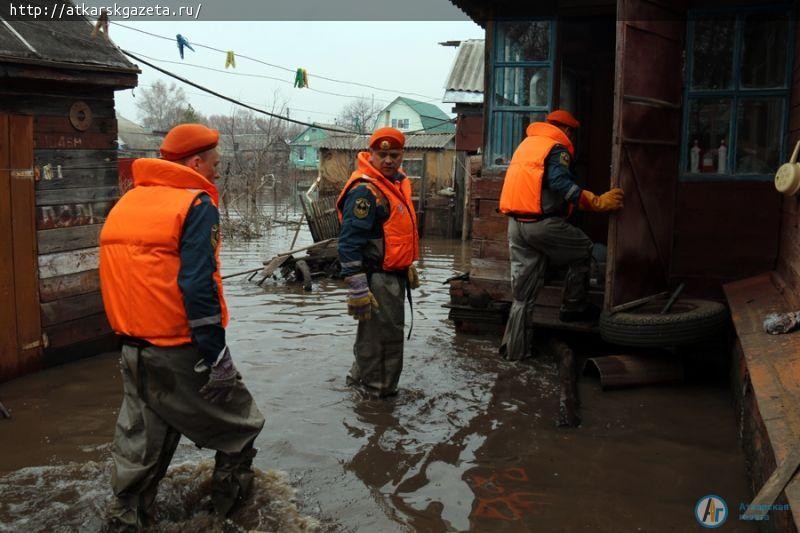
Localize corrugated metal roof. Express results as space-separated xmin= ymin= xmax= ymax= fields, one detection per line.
xmin=316 ymin=132 xmax=455 ymax=150
xmin=0 ymin=2 xmax=138 ymax=73
xmin=443 ymin=39 xmax=484 ymax=103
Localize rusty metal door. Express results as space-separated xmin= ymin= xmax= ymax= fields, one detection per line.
xmin=606 ymin=1 xmax=685 ymax=308
xmin=0 ymin=114 xmax=42 ymax=381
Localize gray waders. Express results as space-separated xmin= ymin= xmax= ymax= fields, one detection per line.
xmin=108 ymin=343 xmax=265 ymax=529
xmin=347 ymin=272 xmax=406 ymax=397
xmin=499 ymin=217 xmax=592 ymax=361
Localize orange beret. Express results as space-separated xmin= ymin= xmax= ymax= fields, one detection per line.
xmin=546 ymin=110 xmax=580 ymax=129
xmin=160 ymin=123 xmax=219 ymax=161
xmin=369 ymin=127 xmax=405 ymax=150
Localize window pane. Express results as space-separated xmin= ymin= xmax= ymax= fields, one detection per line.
xmin=741 ymin=13 xmax=788 ymax=89
xmin=691 ymin=17 xmax=735 ymax=90
xmin=736 ymin=98 xmax=784 ymax=174
xmin=403 ymin=159 xmax=424 ymax=177
xmin=495 ymin=21 xmax=550 ymax=62
xmin=686 ymin=98 xmax=731 ymax=174
xmin=490 ymin=111 xmax=547 ymax=165
xmin=493 ymin=67 xmax=550 ymax=107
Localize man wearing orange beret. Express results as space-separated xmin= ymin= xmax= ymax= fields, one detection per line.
xmin=335 ymin=127 xmax=420 ymax=398
xmin=100 ymin=123 xmax=265 ymax=528
xmin=498 ymin=110 xmax=625 ymax=360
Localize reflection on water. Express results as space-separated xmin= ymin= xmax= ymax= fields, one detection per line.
xmin=0 ymin=222 xmax=755 ymax=531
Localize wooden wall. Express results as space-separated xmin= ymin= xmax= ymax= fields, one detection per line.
xmin=0 ymin=83 xmax=119 ymax=369
xmin=776 ymin=9 xmax=800 ymax=305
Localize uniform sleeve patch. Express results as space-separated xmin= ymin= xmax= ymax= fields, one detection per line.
xmin=559 ymin=151 xmax=571 ymax=167
xmin=354 ymin=197 xmax=370 ymax=219
xmin=210 ymin=223 xmax=220 ymax=249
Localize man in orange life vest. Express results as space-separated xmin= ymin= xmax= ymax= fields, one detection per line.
xmin=498 ymin=110 xmax=624 ymax=360
xmin=99 ymin=124 xmax=265 ymax=529
xmin=336 ymin=127 xmax=420 ymax=398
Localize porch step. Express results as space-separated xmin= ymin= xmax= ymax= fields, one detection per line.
xmin=725 ymin=272 xmax=800 ymax=530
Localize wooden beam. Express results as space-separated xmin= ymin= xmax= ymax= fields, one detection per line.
xmin=39 ymin=269 xmax=100 ymax=303
xmin=38 ymin=247 xmax=99 ymax=280
xmin=37 ymin=224 xmax=102 ymax=254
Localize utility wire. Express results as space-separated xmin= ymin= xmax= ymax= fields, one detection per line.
xmin=122 ymin=50 xmax=356 ymax=134
xmin=112 ymin=21 xmax=444 ymax=102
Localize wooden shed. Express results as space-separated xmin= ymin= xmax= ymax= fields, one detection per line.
xmin=0 ymin=12 xmax=138 ymax=382
xmin=449 ymin=0 xmax=795 ymax=324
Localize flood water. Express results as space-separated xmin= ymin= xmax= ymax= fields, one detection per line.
xmin=0 ymin=221 xmax=757 ymax=531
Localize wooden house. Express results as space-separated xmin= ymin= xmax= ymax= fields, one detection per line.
xmin=449 ymin=1 xmax=800 ymax=525
xmin=0 ymin=12 xmax=138 ymax=382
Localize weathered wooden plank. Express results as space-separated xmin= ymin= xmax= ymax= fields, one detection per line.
xmin=38 ymin=248 xmax=99 ymax=280
xmin=35 ymin=115 xmax=117 ymax=136
xmin=45 ymin=312 xmax=111 ymax=349
xmin=36 ymin=186 xmax=119 ymax=206
xmin=470 ymin=258 xmax=511 ymax=282
xmin=37 ymin=224 xmax=103 ymax=254
xmin=9 ymin=114 xmax=41 ymax=374
xmin=0 ymin=93 xmax=115 ymax=118
xmin=34 ymin=149 xmax=118 ymax=190
xmin=471 ymin=215 xmax=508 ymax=239
xmin=0 ymin=114 xmax=19 ymax=381
xmin=39 ymin=269 xmax=101 ymax=303
xmin=40 ymin=291 xmax=105 ymax=327
xmin=36 ymin=131 xmax=117 ymax=151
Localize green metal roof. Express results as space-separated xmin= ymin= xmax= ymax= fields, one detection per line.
xmin=396 ymin=97 xmax=456 ymax=133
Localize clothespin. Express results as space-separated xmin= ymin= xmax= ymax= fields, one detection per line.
xmin=176 ymin=34 xmax=195 ymax=60
xmin=225 ymin=51 xmax=236 ymax=69
xmin=294 ymin=68 xmax=309 ymax=88
xmin=91 ymin=9 xmax=109 ymax=40
xmin=42 ymin=164 xmax=53 ymax=180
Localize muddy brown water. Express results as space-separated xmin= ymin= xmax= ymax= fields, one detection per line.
xmin=0 ymin=224 xmax=757 ymax=531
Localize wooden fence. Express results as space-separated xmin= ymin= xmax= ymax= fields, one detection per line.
xmin=300 ymin=193 xmax=340 ymax=242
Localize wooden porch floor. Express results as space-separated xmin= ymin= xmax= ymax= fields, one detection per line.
xmin=725 ymin=272 xmax=800 ymax=529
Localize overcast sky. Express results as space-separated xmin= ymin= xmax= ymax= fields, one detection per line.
xmin=109 ymin=16 xmax=484 ymax=127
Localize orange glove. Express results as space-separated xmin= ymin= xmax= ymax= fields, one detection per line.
xmin=578 ymin=188 xmax=624 ymax=212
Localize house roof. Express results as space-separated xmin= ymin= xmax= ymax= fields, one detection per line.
xmin=443 ymin=39 xmax=484 ymax=104
xmin=0 ymin=2 xmax=138 ymax=75
xmin=289 ymin=123 xmax=338 ymax=144
xmin=116 ymin=114 xmax=161 ymax=152
xmin=389 ymin=97 xmax=456 ymax=133
xmin=316 ymin=132 xmax=455 ymax=151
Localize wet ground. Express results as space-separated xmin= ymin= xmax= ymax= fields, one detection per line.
xmin=0 ymin=223 xmax=758 ymax=531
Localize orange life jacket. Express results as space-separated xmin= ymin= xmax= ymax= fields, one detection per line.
xmin=498 ymin=122 xmax=575 ymax=217
xmin=99 ymin=158 xmax=229 ymax=346
xmin=336 ymin=152 xmax=419 ymax=271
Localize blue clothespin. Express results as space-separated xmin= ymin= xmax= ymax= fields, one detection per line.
xmin=176 ymin=34 xmax=195 ymax=60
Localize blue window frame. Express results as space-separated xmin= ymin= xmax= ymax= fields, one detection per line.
xmin=682 ymin=6 xmax=794 ymax=181
xmin=487 ymin=20 xmax=555 ymax=166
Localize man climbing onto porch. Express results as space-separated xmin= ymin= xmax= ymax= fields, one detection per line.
xmin=336 ymin=127 xmax=420 ymax=398
xmin=99 ymin=123 xmax=265 ymax=530
xmin=498 ymin=110 xmax=625 ymax=361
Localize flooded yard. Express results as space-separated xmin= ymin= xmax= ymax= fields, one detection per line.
xmin=0 ymin=223 xmax=756 ymax=531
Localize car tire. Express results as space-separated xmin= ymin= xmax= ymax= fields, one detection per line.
xmin=599 ymin=298 xmax=729 ymax=348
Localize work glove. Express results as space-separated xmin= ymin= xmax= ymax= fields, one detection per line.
xmin=578 ymin=188 xmax=624 ymax=212
xmin=407 ymin=264 xmax=420 ymax=289
xmin=345 ymin=273 xmax=379 ymax=321
xmin=198 ymin=346 xmax=240 ymax=403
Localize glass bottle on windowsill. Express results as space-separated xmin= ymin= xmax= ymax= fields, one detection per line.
xmin=690 ymin=139 xmax=701 ymax=173
xmin=717 ymin=139 xmax=727 ymax=174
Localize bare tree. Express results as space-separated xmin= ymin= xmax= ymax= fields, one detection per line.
xmin=136 ymin=80 xmax=194 ymax=131
xmin=336 ymin=97 xmax=382 ymax=133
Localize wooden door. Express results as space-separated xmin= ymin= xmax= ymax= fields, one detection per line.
xmin=0 ymin=114 xmax=42 ymax=381
xmin=606 ymin=0 xmax=685 ymax=307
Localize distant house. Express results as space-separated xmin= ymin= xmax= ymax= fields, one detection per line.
xmin=316 ymin=132 xmax=455 ymax=192
xmin=376 ymin=97 xmax=456 ymax=134
xmin=443 ymin=39 xmax=484 ymax=152
xmin=288 ymin=124 xmax=335 ymax=170
xmin=115 ymin=114 xmax=161 ymax=158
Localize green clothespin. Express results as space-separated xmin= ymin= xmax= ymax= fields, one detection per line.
xmin=225 ymin=51 xmax=236 ymax=69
